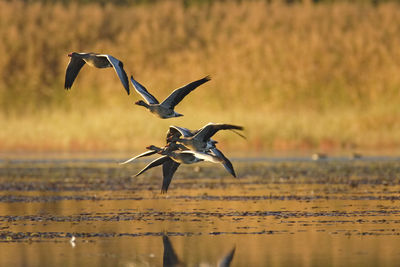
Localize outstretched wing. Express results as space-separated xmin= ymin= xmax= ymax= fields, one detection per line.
xmin=161 ymin=76 xmax=211 ymax=109
xmin=135 ymin=156 xmax=170 ymax=177
xmin=211 ymin=148 xmax=236 ymax=178
xmin=119 ymin=150 xmax=158 ymax=165
xmin=130 ymin=76 xmax=159 ymax=104
xmin=183 ymin=150 xmax=222 ymax=163
xmin=166 ymin=125 xmax=194 ymax=143
xmin=194 ymin=123 xmax=244 ymax=142
xmin=161 ymin=159 xmax=180 ymax=193
xmin=100 ymin=55 xmax=130 ymax=95
xmin=170 ymin=126 xmax=194 ymax=137
xmin=64 ymin=56 xmax=86 ymax=89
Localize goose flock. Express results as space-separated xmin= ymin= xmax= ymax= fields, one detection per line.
xmin=65 ymin=52 xmax=244 ymax=193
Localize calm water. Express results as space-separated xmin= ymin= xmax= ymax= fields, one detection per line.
xmin=1 ymin=157 xmax=400 ymax=266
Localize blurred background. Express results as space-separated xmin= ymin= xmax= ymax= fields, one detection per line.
xmin=1 ymin=0 xmax=400 ymax=155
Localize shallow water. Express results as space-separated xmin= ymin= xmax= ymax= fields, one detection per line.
xmin=1 ymin=158 xmax=400 ymax=266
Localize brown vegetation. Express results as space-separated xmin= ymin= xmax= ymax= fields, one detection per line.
xmin=1 ymin=1 xmax=400 ymax=153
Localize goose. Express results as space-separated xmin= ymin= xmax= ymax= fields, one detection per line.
xmin=167 ymin=124 xmax=241 ymax=177
xmin=65 ymin=52 xmax=130 ymax=95
xmin=133 ymin=144 xmax=223 ymax=193
xmin=167 ymin=123 xmax=244 ymax=152
xmin=120 ymin=143 xmax=184 ymax=193
xmin=131 ymin=75 xmax=210 ymax=118
xmin=167 ymin=125 xmax=217 ymax=151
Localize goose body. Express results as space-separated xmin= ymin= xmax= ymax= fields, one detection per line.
xmin=131 ymin=76 xmax=210 ymax=119
xmin=65 ymin=52 xmax=130 ymax=95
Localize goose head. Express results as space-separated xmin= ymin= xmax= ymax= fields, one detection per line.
xmin=135 ymin=100 xmax=149 ymax=108
xmin=146 ymin=145 xmax=160 ymax=151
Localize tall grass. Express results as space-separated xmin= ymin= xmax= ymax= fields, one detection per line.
xmin=1 ymin=1 xmax=400 ymax=153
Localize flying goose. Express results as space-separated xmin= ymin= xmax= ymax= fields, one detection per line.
xmin=167 ymin=123 xmax=244 ymax=152
xmin=120 ymin=143 xmax=186 ymax=193
xmin=65 ymin=52 xmax=130 ymax=94
xmin=133 ymin=144 xmax=223 ymax=193
xmin=166 ymin=124 xmax=242 ymax=177
xmin=131 ymin=75 xmax=211 ymax=119
xmin=167 ymin=125 xmax=217 ymax=151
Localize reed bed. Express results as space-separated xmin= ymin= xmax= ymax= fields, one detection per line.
xmin=1 ymin=1 xmax=400 ymax=152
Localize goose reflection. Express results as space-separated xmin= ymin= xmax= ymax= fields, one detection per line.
xmin=163 ymin=235 xmax=183 ymax=267
xmin=162 ymin=235 xmax=236 ymax=267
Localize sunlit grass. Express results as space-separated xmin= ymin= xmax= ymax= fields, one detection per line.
xmin=2 ymin=100 xmax=400 ymax=153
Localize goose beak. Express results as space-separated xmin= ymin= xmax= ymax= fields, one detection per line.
xmin=68 ymin=53 xmax=72 ymax=57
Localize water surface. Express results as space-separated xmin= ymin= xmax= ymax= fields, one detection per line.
xmin=1 ymin=158 xmax=400 ymax=266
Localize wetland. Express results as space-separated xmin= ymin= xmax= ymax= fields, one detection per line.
xmin=1 ymin=156 xmax=400 ymax=266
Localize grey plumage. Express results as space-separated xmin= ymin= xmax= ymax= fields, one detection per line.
xmin=132 ymin=76 xmax=211 ymax=118
xmin=65 ymin=52 xmax=130 ymax=95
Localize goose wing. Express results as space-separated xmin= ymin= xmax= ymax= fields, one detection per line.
xmin=230 ymin=129 xmax=247 ymax=139
xmin=97 ymin=55 xmax=130 ymax=95
xmin=211 ymin=148 xmax=236 ymax=177
xmin=161 ymin=159 xmax=180 ymax=193
xmin=119 ymin=150 xmax=158 ymax=165
xmin=135 ymin=156 xmax=170 ymax=177
xmin=161 ymin=76 xmax=211 ymax=109
xmin=194 ymin=123 xmax=244 ymax=142
xmin=130 ymin=76 xmax=159 ymax=104
xmin=64 ymin=56 xmax=86 ymax=89
xmin=182 ymin=150 xmax=222 ymax=163
xmin=167 ymin=126 xmax=194 ymax=143
xmin=170 ymin=126 xmax=194 ymax=137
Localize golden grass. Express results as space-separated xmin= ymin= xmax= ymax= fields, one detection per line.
xmin=1 ymin=1 xmax=400 ymax=153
